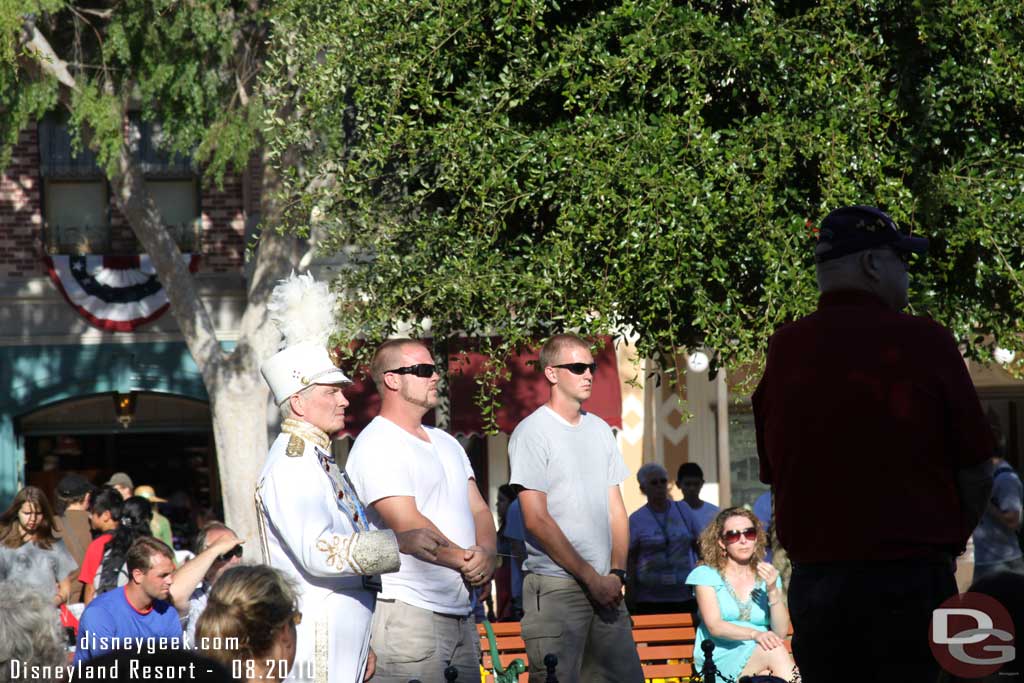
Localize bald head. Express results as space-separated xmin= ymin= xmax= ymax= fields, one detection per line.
xmin=815 ymin=243 xmax=864 ymax=289
xmin=815 ymin=242 xmax=910 ymax=310
xmin=370 ymin=339 xmax=429 ymax=391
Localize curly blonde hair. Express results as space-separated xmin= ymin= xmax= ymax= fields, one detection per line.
xmin=195 ymin=565 xmax=299 ymax=666
xmin=696 ymin=507 xmax=767 ymax=571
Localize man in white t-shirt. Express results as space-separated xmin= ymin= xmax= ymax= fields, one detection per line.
xmin=347 ymin=338 xmax=497 ymax=683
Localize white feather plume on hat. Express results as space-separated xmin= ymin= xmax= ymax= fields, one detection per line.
xmin=267 ymin=271 xmax=337 ymax=349
xmin=260 ymin=272 xmax=350 ymax=404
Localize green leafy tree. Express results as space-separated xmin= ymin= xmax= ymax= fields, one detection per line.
xmin=268 ymin=0 xmax=1024 ymax=408
xmin=2 ymin=1 xmax=309 ymax=537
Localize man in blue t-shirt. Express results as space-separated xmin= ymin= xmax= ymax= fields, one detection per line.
xmin=74 ymin=536 xmax=182 ymax=664
xmin=973 ymin=456 xmax=1024 ymax=579
xmin=502 ymin=498 xmax=527 ymax=619
xmin=676 ymin=463 xmax=719 ymax=536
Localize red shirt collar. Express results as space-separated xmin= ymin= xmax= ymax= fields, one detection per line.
xmin=123 ymin=586 xmax=153 ymax=615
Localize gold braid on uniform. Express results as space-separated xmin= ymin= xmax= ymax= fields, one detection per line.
xmin=314 ymin=619 xmax=328 ymax=683
xmin=254 ymin=482 xmax=272 ymax=564
xmin=316 ymin=530 xmax=400 ymax=575
xmin=281 ymin=418 xmax=330 ymax=450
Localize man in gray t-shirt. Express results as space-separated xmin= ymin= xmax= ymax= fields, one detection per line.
xmin=509 ymin=334 xmax=642 ymax=683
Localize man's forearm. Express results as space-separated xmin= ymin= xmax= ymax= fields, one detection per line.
xmin=473 ymin=508 xmax=497 ymax=553
xmin=169 ymin=547 xmax=223 ymax=611
xmin=610 ymin=527 xmax=628 ymax=571
xmin=608 ymin=494 xmax=629 ymax=571
xmin=381 ymin=508 xmax=466 ymax=570
xmin=610 ymin=511 xmax=626 ymax=573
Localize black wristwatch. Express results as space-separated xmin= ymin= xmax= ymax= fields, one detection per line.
xmin=610 ymin=569 xmax=627 ymax=585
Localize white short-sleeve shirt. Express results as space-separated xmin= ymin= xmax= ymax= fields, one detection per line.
xmin=347 ymin=416 xmax=477 ymax=614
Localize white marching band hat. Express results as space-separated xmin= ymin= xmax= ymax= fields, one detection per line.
xmin=260 ymin=272 xmax=351 ymax=405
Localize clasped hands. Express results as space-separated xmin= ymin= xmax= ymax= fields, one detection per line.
xmin=584 ymin=572 xmax=624 ymax=609
xmin=460 ymin=545 xmax=496 ymax=588
xmin=394 ymin=529 xmax=495 ymax=587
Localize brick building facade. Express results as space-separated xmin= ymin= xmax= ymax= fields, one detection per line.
xmin=1 ymin=125 xmax=249 ymax=277
xmin=0 ymin=120 xmax=250 ymax=536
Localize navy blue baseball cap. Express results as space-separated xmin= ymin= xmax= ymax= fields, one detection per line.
xmin=815 ymin=205 xmax=929 ymax=263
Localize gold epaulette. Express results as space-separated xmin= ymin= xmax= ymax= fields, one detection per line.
xmin=286 ymin=434 xmax=305 ymax=458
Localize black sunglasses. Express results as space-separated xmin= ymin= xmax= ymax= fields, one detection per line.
xmin=552 ymin=362 xmax=597 ymax=375
xmin=385 ymin=364 xmax=436 ymax=378
xmin=217 ymin=544 xmax=244 ymax=562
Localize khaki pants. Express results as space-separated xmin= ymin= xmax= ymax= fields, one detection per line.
xmin=369 ymin=598 xmax=480 ymax=683
xmin=521 ymin=573 xmax=643 ymax=683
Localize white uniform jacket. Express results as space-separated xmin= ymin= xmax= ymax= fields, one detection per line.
xmin=256 ymin=418 xmax=400 ymax=683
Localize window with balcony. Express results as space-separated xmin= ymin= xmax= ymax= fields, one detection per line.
xmin=38 ymin=114 xmax=200 ymax=254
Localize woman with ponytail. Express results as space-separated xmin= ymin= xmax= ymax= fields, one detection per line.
xmin=96 ymin=496 xmax=154 ymax=594
xmin=196 ymin=565 xmax=300 ymax=683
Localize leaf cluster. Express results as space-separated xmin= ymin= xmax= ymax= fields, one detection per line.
xmin=2 ymin=0 xmax=268 ymax=183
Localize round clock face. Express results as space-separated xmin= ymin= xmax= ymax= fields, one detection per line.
xmin=995 ymin=347 xmax=1016 ymax=365
xmin=687 ymin=351 xmax=709 ymax=373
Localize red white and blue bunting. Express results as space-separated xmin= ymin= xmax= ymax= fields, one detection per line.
xmin=44 ymin=254 xmax=200 ymax=332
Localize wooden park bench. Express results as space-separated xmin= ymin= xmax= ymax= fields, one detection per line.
xmin=479 ymin=613 xmax=793 ymax=682
xmin=479 ymin=612 xmax=700 ymax=682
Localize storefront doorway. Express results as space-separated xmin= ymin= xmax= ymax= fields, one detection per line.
xmin=15 ymin=392 xmax=218 ymax=549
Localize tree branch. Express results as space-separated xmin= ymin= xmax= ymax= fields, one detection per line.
xmin=23 ymin=21 xmax=76 ymax=89
xmin=110 ymin=145 xmax=225 ymax=384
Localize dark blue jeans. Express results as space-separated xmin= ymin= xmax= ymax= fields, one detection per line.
xmin=789 ymin=559 xmax=957 ymax=683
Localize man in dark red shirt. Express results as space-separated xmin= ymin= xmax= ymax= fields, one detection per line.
xmin=753 ymin=205 xmax=994 ymax=683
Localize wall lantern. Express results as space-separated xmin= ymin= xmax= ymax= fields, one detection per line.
xmin=113 ymin=392 xmax=137 ymax=429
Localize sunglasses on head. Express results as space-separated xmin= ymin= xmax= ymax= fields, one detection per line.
xmin=217 ymin=544 xmax=244 ymax=562
xmin=385 ymin=364 xmax=436 ymax=378
xmin=552 ymin=362 xmax=597 ymax=375
xmin=721 ymin=527 xmax=757 ymax=544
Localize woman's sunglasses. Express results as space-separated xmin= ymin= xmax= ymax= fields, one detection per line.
xmin=721 ymin=527 xmax=757 ymax=544
xmin=385 ymin=364 xmax=436 ymax=378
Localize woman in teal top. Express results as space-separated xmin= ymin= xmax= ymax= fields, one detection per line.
xmin=685 ymin=507 xmax=796 ymax=681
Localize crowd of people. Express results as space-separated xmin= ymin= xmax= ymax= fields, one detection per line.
xmin=2 ymin=206 xmax=1023 ymax=683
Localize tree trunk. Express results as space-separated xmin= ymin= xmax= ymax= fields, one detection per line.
xmin=109 ymin=145 xmax=296 ymax=541
xmin=22 ymin=19 xmax=300 ymax=543
xmin=209 ymin=371 xmax=270 ymax=542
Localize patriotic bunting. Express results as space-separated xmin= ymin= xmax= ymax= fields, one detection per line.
xmin=44 ymin=253 xmax=200 ymax=332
